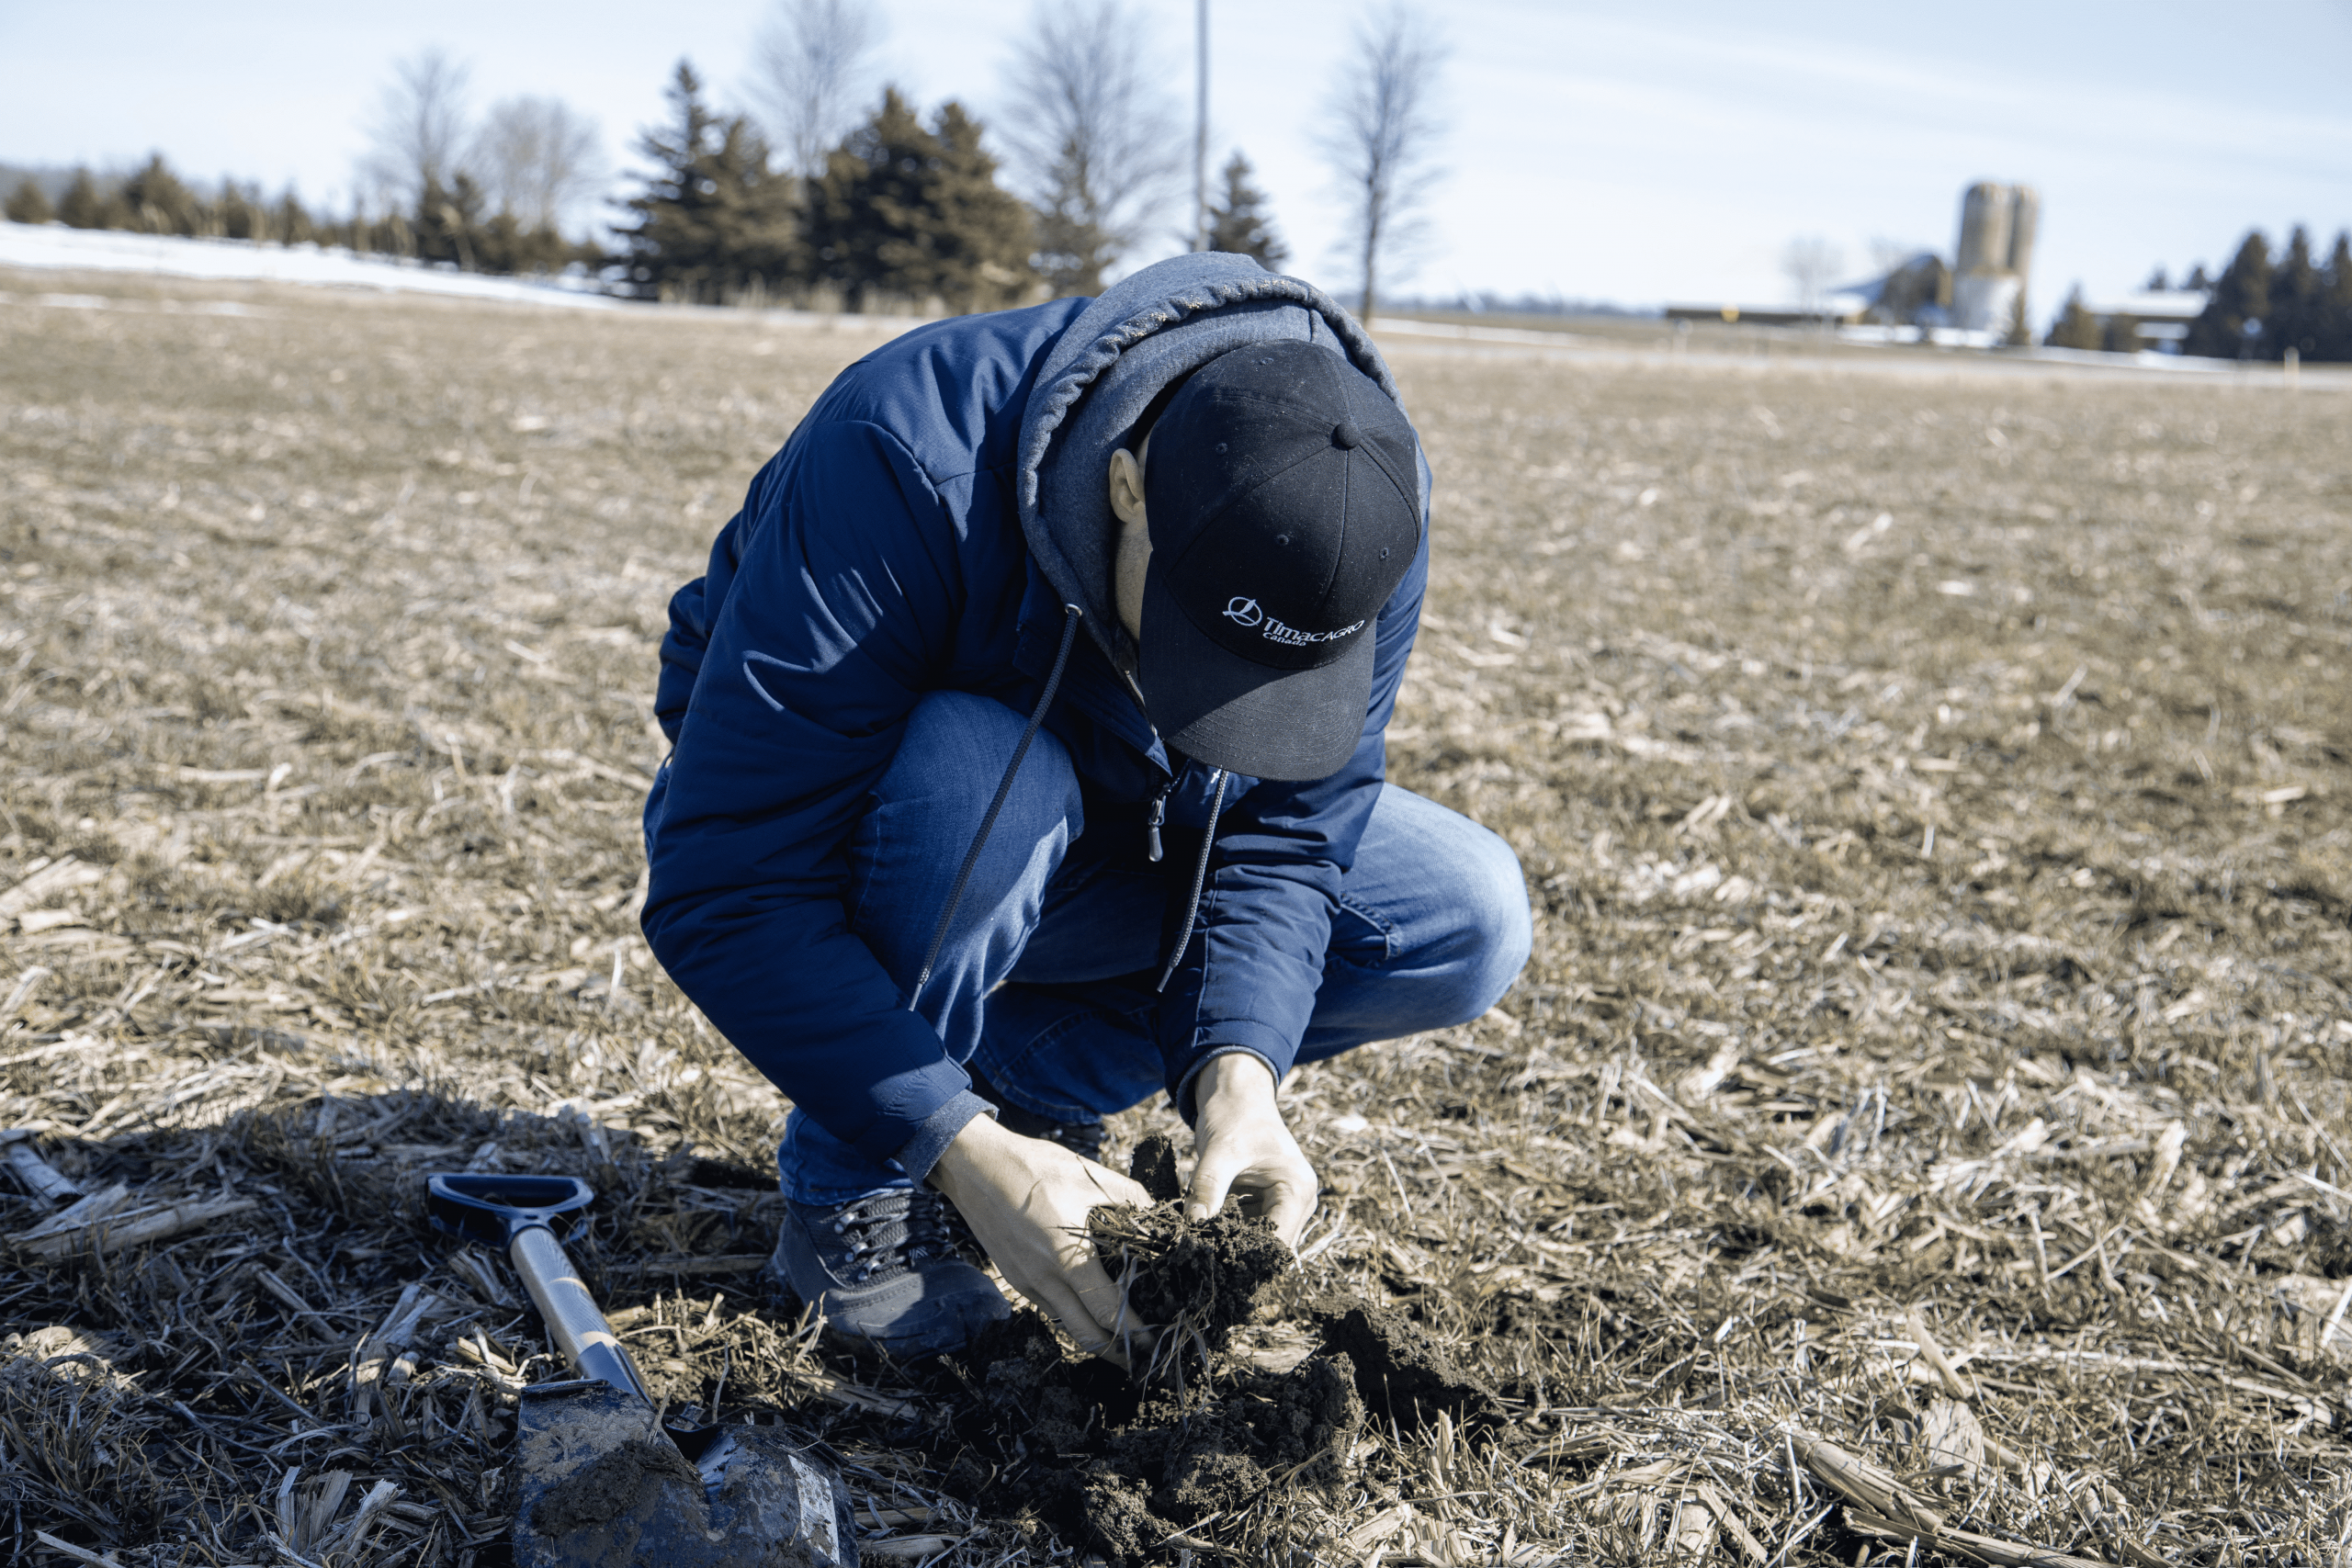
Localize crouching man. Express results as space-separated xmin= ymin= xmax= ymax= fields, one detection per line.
xmin=642 ymin=254 xmax=1531 ymax=1361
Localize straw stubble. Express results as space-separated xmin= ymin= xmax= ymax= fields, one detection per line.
xmin=3 ymin=276 xmax=2349 ymax=1564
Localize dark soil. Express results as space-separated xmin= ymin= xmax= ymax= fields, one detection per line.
xmin=1085 ymin=1201 xmax=1290 ymax=1352
xmin=943 ymin=1308 xmax=1363 ymax=1563
xmin=526 ymin=1437 xmax=702 ymax=1536
xmin=930 ymin=1200 xmax=1380 ymax=1563
xmin=1127 ymin=1133 xmax=1183 ymax=1203
xmin=1314 ymin=1297 xmax=1504 ymax=1430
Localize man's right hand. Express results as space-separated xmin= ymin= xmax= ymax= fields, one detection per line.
xmin=928 ymin=1114 xmax=1157 ymax=1360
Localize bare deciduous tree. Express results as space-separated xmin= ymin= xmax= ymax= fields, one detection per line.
xmin=1782 ymin=234 xmax=1847 ymax=319
xmin=999 ymin=0 xmax=1181 ymax=296
xmin=473 ymin=96 xmax=604 ymax=231
xmin=1317 ymin=5 xmax=1446 ymax=321
xmin=356 ymin=48 xmax=473 ymax=213
xmin=750 ymin=0 xmax=885 ymax=180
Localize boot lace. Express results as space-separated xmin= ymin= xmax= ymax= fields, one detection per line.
xmin=824 ymin=1188 xmax=975 ymax=1284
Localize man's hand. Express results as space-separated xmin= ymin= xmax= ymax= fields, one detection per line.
xmin=1186 ymin=1053 xmax=1317 ymax=1249
xmin=929 ymin=1115 xmax=1157 ymax=1359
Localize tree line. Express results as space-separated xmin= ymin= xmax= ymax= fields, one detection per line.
xmin=3 ymin=0 xmax=1448 ymax=316
xmin=609 ymin=63 xmax=1287 ymax=310
xmin=2181 ymin=227 xmax=2352 ymax=362
xmin=2 ymin=48 xmax=605 ymax=278
xmin=2046 ymin=226 xmax=2352 ymax=362
xmin=2 ymin=156 xmax=597 ymax=278
xmin=613 ymin=0 xmax=1437 ymax=310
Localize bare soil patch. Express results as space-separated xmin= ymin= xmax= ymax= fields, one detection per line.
xmin=4 ymin=272 xmax=2350 ymax=1565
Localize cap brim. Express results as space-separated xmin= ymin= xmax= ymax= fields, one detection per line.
xmin=1136 ymin=570 xmax=1374 ymax=782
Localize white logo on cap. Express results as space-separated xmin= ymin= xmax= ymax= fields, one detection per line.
xmin=1260 ymin=615 xmax=1365 ymax=648
xmin=1223 ymin=597 xmax=1263 ymax=626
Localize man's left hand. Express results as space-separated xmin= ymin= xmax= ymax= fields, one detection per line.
xmin=1185 ymin=1053 xmax=1317 ymax=1249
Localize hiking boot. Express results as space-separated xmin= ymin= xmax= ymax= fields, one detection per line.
xmin=767 ymin=1186 xmax=1008 ymax=1360
xmin=967 ymin=1070 xmax=1107 ymax=1164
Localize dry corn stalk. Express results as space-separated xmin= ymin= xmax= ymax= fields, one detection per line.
xmin=1786 ymin=1430 xmax=1944 ymax=1533
xmin=1 ymin=1126 xmax=81 ymax=1205
xmin=1846 ymin=1510 xmax=2115 ymax=1568
xmin=12 ymin=1191 xmax=257 ymax=1258
xmin=1795 ymin=1431 xmax=2120 ymax=1568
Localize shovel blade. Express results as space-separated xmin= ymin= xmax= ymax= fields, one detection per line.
xmin=512 ymin=1382 xmax=858 ymax=1568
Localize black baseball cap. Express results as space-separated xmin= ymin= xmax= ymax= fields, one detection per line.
xmin=1137 ymin=342 xmax=1421 ymax=782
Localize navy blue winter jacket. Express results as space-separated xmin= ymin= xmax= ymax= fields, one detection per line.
xmin=640 ymin=254 xmax=1430 ymax=1178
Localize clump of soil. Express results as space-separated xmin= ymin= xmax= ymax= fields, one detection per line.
xmin=1127 ymin=1132 xmax=1183 ymax=1202
xmin=527 ymin=1437 xmax=701 ymax=1535
xmin=1315 ymin=1297 xmax=1504 ymax=1430
xmin=936 ymin=1202 xmax=1361 ymax=1564
xmin=1086 ymin=1200 xmax=1289 ymax=1352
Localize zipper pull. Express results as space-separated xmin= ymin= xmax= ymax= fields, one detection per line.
xmin=1145 ymin=781 xmax=1172 ymax=863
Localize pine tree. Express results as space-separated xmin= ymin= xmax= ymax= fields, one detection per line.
xmin=57 ymin=168 xmax=110 ymax=229
xmin=805 ymin=90 xmax=1035 ymax=312
xmin=216 ymin=180 xmax=262 ymax=241
xmin=926 ymin=102 xmax=1038 ymax=310
xmin=273 ymin=191 xmax=315 ymax=246
xmin=2004 ymin=287 xmax=2032 ymax=347
xmin=119 ymin=154 xmax=202 ymax=235
xmin=1204 ymin=152 xmax=1286 ymax=269
xmin=2045 ymin=287 xmax=2102 ymax=351
xmin=1027 ymin=132 xmax=1116 ymax=297
xmin=2320 ymin=232 xmax=2352 ymax=363
xmin=414 ymin=172 xmax=489 ymax=270
xmin=616 ymin=62 xmax=800 ymax=303
xmin=4 ymin=177 xmax=51 ymax=224
xmin=474 ymin=210 xmax=573 ymax=276
xmin=2184 ymin=231 xmax=2270 ymax=359
xmin=2266 ymin=226 xmax=2322 ymax=362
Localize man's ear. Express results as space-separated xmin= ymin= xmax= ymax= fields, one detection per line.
xmin=1108 ymin=446 xmax=1147 ymax=527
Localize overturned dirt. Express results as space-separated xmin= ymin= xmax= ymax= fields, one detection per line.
xmin=941 ymin=1302 xmax=1363 ymax=1562
xmin=1085 ymin=1199 xmax=1290 ymax=1352
xmin=1316 ymin=1296 xmax=1505 ymax=1430
xmin=1126 ymin=1131 xmax=1183 ymax=1203
xmin=526 ymin=1437 xmax=701 ymax=1537
xmin=931 ymin=1183 xmax=1512 ymax=1563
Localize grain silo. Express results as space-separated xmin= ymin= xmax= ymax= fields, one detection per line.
xmin=1951 ymin=182 xmax=2038 ymax=336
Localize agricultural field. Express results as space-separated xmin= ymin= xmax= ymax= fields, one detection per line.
xmin=2 ymin=272 xmax=2349 ymax=1568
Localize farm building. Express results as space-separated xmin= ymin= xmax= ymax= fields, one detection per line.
xmin=2063 ymin=288 xmax=2211 ymax=352
xmin=1951 ymin=180 xmax=2040 ymax=334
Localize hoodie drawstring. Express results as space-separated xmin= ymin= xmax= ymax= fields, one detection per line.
xmin=902 ymin=601 xmax=1226 ymax=1009
xmin=1155 ymin=768 xmax=1227 ymax=994
xmin=905 ymin=604 xmax=1083 ymax=1010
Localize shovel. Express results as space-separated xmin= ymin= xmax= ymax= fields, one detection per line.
xmin=426 ymin=1172 xmax=859 ymax=1568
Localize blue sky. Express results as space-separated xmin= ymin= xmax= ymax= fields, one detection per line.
xmin=4 ymin=0 xmax=2348 ymax=317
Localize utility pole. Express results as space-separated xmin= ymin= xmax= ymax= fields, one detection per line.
xmin=1194 ymin=0 xmax=1209 ymax=251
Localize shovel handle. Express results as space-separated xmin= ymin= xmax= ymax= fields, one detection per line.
xmin=508 ymin=1224 xmax=652 ymax=1404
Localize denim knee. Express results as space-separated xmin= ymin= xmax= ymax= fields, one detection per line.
xmin=1430 ymin=818 xmax=1533 ymax=1022
xmin=846 ymin=690 xmax=1082 ymax=991
xmin=877 ymin=690 xmax=1081 ymax=844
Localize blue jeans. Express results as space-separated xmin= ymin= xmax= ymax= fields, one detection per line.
xmin=778 ymin=691 xmax=1532 ymax=1203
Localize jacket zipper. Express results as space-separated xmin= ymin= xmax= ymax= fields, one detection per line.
xmin=1144 ymin=780 xmax=1173 ymax=863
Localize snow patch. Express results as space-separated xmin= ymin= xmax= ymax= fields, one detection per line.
xmin=0 ymin=221 xmax=618 ymax=310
